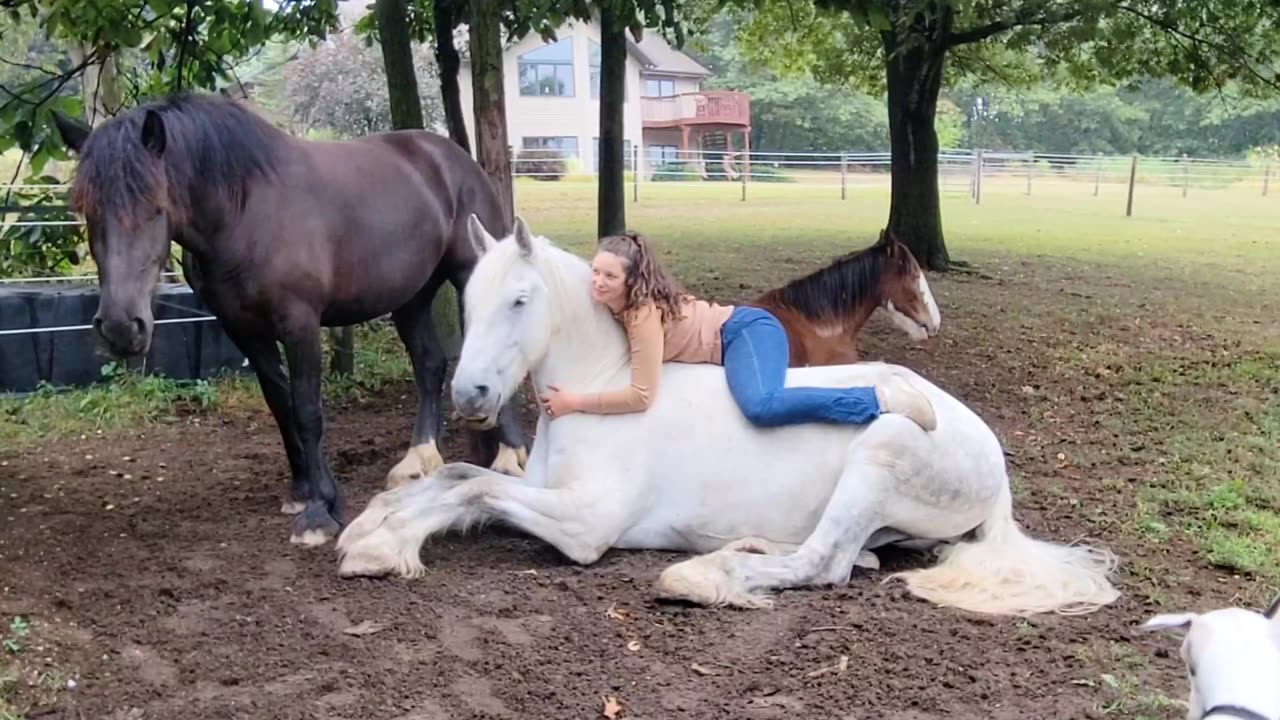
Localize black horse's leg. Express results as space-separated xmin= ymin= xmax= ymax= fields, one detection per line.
xmin=384 ymin=271 xmax=450 ymax=489
xmin=281 ymin=323 xmax=344 ymax=546
xmin=224 ymin=329 xmax=308 ymax=513
xmin=448 ymin=263 xmax=529 ymax=476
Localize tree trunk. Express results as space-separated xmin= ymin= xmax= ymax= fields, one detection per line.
xmin=434 ymin=0 xmax=470 ymax=154
xmin=376 ymin=0 xmax=461 ymax=349
xmin=469 ymin=0 xmax=514 ymax=224
xmin=71 ymin=44 xmax=121 ymax=126
xmin=374 ymin=0 xmax=424 ymax=130
xmin=881 ymin=12 xmax=952 ymax=271
xmin=597 ymin=6 xmax=628 ymax=238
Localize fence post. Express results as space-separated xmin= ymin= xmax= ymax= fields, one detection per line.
xmin=1125 ymin=155 xmax=1138 ymax=217
xmin=740 ymin=159 xmax=747 ymax=202
xmin=329 ymin=326 xmax=354 ymax=377
xmin=632 ymin=143 xmax=639 ymax=203
xmin=974 ymin=149 xmax=984 ymax=205
xmin=840 ymin=152 xmax=848 ymax=200
xmin=1025 ymin=154 xmax=1033 ymax=196
xmin=1264 ymin=162 xmax=1271 ymax=197
xmin=1181 ymin=153 xmax=1189 ymax=198
xmin=1093 ymin=153 xmax=1102 ymax=197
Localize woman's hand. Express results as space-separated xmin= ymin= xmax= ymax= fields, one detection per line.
xmin=539 ymin=384 xmax=582 ymax=419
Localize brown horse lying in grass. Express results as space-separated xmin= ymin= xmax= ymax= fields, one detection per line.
xmin=752 ymin=230 xmax=941 ymax=367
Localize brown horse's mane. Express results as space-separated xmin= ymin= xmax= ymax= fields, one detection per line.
xmin=69 ymin=92 xmax=284 ymax=228
xmin=755 ymin=238 xmax=900 ymax=325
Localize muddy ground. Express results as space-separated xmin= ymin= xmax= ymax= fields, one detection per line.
xmin=0 ymin=259 xmax=1255 ymax=719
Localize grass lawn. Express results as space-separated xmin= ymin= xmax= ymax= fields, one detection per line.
xmin=1 ymin=176 xmax=1277 ymax=717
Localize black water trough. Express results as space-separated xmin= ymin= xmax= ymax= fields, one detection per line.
xmin=0 ymin=282 xmax=248 ymax=394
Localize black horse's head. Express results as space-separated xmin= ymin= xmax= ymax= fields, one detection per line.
xmin=55 ymin=94 xmax=281 ymax=357
xmin=56 ymin=108 xmax=172 ymax=357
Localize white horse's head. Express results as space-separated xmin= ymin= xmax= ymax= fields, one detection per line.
xmin=1139 ymin=596 xmax=1280 ymax=720
xmin=451 ymin=215 xmax=607 ymax=428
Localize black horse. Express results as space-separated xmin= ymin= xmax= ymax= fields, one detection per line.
xmin=54 ymin=93 xmax=528 ymax=546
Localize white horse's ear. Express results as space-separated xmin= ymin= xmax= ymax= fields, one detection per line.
xmin=513 ymin=216 xmax=534 ymax=258
xmin=466 ymin=214 xmax=496 ymax=255
xmin=1138 ymin=613 xmax=1198 ymax=636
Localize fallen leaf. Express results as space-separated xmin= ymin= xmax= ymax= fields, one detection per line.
xmin=602 ymin=695 xmax=623 ymax=719
xmin=342 ymin=620 xmax=388 ymax=636
xmin=605 ymin=602 xmax=629 ymax=621
xmin=690 ymin=663 xmax=719 ymax=676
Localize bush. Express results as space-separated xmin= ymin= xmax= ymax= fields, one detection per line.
xmin=516 ymin=149 xmax=568 ymax=182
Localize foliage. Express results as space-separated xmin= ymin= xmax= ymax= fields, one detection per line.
xmin=281 ymin=30 xmax=443 ymax=138
xmin=0 ymin=178 xmax=84 ymax=277
xmin=0 ymin=1 xmax=341 ymax=278
xmin=515 ymin=148 xmax=568 ymax=181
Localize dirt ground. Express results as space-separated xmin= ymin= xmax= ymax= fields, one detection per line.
xmin=0 ymin=259 xmax=1258 ymax=720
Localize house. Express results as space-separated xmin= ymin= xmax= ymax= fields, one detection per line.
xmin=453 ymin=18 xmax=752 ymax=178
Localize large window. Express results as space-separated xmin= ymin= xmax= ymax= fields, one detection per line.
xmin=589 ymin=40 xmax=601 ymax=99
xmin=593 ymin=137 xmax=633 ymax=172
xmin=644 ymin=76 xmax=676 ymax=98
xmin=518 ymin=39 xmax=575 ymax=97
xmin=522 ymin=136 xmax=580 ymax=159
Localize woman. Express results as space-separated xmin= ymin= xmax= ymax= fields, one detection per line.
xmin=538 ymin=231 xmax=937 ymax=431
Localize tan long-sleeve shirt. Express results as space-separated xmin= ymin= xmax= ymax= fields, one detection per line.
xmin=581 ymin=297 xmax=735 ymax=414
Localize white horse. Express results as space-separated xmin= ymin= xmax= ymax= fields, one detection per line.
xmin=335 ymin=217 xmax=1120 ymax=617
xmin=1140 ymin=597 xmax=1280 ymax=720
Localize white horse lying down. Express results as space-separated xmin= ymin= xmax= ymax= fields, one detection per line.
xmin=1140 ymin=597 xmax=1280 ymax=720
xmin=336 ymin=217 xmax=1120 ymax=617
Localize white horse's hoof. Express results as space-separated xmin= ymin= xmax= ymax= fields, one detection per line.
xmin=386 ymin=441 xmax=444 ymax=489
xmin=654 ymin=554 xmax=773 ymax=609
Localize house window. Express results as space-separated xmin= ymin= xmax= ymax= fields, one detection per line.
xmin=589 ymin=41 xmax=601 ymax=99
xmin=592 ymin=137 xmax=633 ymax=172
xmin=588 ymin=41 xmax=626 ymax=101
xmin=647 ymin=144 xmax=679 ymax=166
xmin=644 ymin=77 xmax=676 ymax=97
xmin=518 ymin=39 xmax=575 ymax=97
xmin=522 ymin=136 xmax=580 ymax=159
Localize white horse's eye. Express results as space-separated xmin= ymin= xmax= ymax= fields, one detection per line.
xmin=512 ymin=296 xmax=528 ymax=308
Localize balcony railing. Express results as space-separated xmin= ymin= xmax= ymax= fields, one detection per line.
xmin=640 ymin=91 xmax=751 ymax=128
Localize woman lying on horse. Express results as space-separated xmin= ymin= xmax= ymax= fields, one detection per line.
xmin=537 ymin=231 xmax=938 ymax=431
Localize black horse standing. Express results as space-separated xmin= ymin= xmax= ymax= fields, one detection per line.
xmin=55 ymin=93 xmax=528 ymax=546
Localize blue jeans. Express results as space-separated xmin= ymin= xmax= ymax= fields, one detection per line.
xmin=720 ymin=306 xmax=881 ymax=427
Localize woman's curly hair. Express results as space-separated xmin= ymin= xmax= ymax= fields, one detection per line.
xmin=597 ymin=231 xmax=690 ymax=325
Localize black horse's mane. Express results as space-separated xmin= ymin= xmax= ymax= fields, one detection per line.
xmin=69 ymin=92 xmax=283 ymax=225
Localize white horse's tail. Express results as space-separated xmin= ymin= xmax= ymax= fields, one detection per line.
xmin=888 ymin=482 xmax=1120 ymax=616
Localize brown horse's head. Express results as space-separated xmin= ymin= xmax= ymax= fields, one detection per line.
xmin=876 ymin=230 xmax=940 ymax=341
xmin=56 ymin=109 xmax=172 ymax=356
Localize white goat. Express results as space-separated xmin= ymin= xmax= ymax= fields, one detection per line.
xmin=1139 ymin=596 xmax=1280 ymax=720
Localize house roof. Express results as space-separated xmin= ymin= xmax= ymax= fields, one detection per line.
xmin=627 ymin=32 xmax=711 ymax=78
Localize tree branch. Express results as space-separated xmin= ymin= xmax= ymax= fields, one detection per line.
xmin=1115 ymin=4 xmax=1280 ymax=92
xmin=948 ymin=8 xmax=1084 ymax=47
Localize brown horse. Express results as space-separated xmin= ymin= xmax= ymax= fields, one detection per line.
xmin=53 ymin=92 xmax=528 ymax=547
xmin=752 ymin=231 xmax=941 ymax=367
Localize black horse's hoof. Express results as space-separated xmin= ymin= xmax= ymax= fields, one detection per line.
xmin=290 ymin=502 xmax=342 ymax=547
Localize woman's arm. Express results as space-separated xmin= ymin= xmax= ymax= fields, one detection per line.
xmin=578 ymin=303 xmax=664 ymax=414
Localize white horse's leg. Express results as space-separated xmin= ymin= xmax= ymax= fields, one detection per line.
xmin=336 ymin=465 xmax=490 ymax=578
xmin=452 ymin=473 xmax=621 ymax=565
xmin=337 ymin=463 xmax=622 ymax=578
xmin=655 ymin=419 xmax=926 ymax=608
